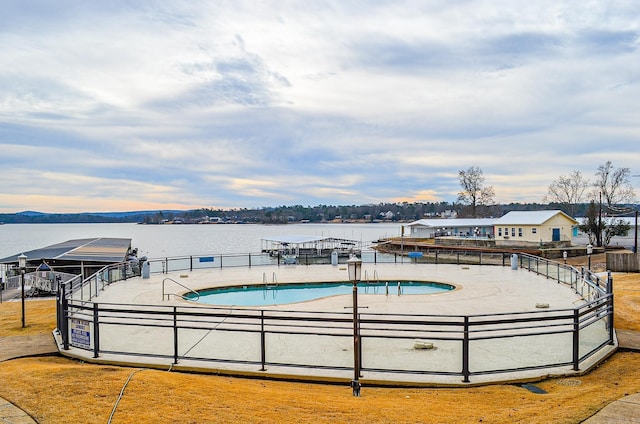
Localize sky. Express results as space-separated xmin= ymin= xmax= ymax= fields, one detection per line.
xmin=1 ymin=1 xmax=639 ymax=213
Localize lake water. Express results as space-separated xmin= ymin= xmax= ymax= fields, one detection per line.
xmin=0 ymin=223 xmax=402 ymax=260
xmin=1 ymin=222 xmax=636 ymax=262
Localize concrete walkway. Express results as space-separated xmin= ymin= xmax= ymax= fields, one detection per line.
xmin=0 ymin=398 xmax=36 ymax=424
xmin=582 ymin=393 xmax=640 ymax=423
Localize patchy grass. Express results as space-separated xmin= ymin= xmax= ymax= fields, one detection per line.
xmin=0 ymin=354 xmax=638 ymax=424
xmin=612 ymin=273 xmax=640 ymax=332
xmin=0 ymin=299 xmax=56 ymax=337
xmin=0 ymin=266 xmax=638 ymax=423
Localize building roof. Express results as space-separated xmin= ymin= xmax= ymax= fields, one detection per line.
xmin=405 ymin=218 xmax=496 ymax=228
xmin=495 ymin=210 xmax=578 ymax=226
xmin=0 ymin=238 xmax=132 ymax=265
xmin=406 ymin=210 xmax=579 ymax=229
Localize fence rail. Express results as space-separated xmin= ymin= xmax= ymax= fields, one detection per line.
xmin=59 ymin=293 xmax=612 ymax=382
xmin=55 ymin=249 xmax=615 ymax=383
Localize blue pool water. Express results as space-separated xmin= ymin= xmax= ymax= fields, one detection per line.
xmin=189 ymin=281 xmax=454 ymax=306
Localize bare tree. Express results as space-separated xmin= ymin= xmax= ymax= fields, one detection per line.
xmin=458 ymin=166 xmax=495 ymax=217
xmin=594 ymin=161 xmax=635 ymax=205
xmin=581 ymin=162 xmax=636 ymax=247
xmin=544 ymin=170 xmax=589 ymax=217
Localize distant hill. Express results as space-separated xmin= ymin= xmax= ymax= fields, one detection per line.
xmin=1 ymin=202 xmax=637 ymax=225
xmin=0 ymin=210 xmax=186 ymax=224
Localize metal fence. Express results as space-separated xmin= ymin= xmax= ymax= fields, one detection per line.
xmin=141 ymin=249 xmax=527 ymax=275
xmin=55 ymin=250 xmax=614 ymax=383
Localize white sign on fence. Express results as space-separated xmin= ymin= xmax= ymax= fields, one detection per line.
xmin=70 ymin=318 xmax=91 ymax=349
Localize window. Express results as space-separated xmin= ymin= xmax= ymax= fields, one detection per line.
xmin=511 ymin=228 xmax=515 ymax=237
xmin=518 ymin=228 xmax=523 ymax=237
xmin=532 ymin=228 xmax=537 ymax=234
xmin=498 ymin=228 xmax=502 ymax=236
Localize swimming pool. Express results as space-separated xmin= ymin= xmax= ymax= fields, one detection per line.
xmin=188 ymin=281 xmax=454 ymax=306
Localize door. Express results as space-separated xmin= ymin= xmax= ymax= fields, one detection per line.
xmin=552 ymin=228 xmax=560 ymax=242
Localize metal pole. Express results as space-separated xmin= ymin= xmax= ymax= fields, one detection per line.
xmin=93 ymin=303 xmax=100 ymax=358
xmin=572 ymin=308 xmax=580 ymax=371
xmin=260 ymin=310 xmax=266 ymax=371
xmin=21 ymin=269 xmax=26 ymax=328
xmin=351 ymin=279 xmax=361 ymax=396
xmin=173 ymin=307 xmax=178 ymax=364
xmin=61 ymin=284 xmax=69 ymax=350
xmin=635 ymin=210 xmax=638 ymax=255
xmin=462 ymin=316 xmax=470 ymax=383
xmin=607 ymin=271 xmax=615 ymax=345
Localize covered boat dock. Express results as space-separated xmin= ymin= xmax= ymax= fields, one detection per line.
xmin=0 ymin=238 xmax=133 ymax=296
xmin=261 ymin=235 xmax=361 ymax=262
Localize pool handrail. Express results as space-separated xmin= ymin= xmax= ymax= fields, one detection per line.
xmin=162 ymin=277 xmax=200 ymax=301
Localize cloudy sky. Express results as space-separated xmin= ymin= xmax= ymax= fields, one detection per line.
xmin=1 ymin=1 xmax=639 ymax=213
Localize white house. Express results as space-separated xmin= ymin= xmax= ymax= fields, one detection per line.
xmin=405 ymin=210 xmax=579 ymax=246
xmin=494 ymin=210 xmax=578 ymax=245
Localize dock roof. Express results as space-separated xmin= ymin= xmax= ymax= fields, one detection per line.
xmin=0 ymin=238 xmax=132 ymax=265
xmin=261 ymin=235 xmax=358 ymax=245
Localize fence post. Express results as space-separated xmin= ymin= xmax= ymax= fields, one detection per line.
xmin=249 ymin=254 xmax=252 ymax=268
xmin=607 ymin=272 xmax=615 ymax=345
xmin=56 ymin=284 xmax=62 ymax=339
xmin=572 ymin=308 xmax=580 ymax=371
xmin=260 ymin=311 xmax=266 ymax=371
xmin=93 ymin=303 xmax=100 ymax=358
xmin=546 ymin=261 xmax=549 ymax=279
xmin=173 ymin=306 xmax=179 ymax=364
xmin=359 ymin=312 xmax=363 ymax=376
xmin=61 ymin=284 xmax=69 ymax=350
xmin=462 ymin=316 xmax=470 ymax=383
xmin=190 ymin=256 xmax=193 ymax=272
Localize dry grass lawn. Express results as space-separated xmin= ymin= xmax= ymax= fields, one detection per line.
xmin=0 ymin=263 xmax=639 ymax=423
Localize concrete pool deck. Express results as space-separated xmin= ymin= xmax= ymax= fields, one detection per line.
xmin=54 ymin=262 xmax=617 ymax=386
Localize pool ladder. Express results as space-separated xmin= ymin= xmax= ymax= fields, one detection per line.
xmin=363 ymin=270 xmax=384 ymax=295
xmin=362 ymin=270 xmax=401 ymax=296
xmin=263 ymin=272 xmax=278 ymax=289
xmin=162 ymin=277 xmax=200 ymax=301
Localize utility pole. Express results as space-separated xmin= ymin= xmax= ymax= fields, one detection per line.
xmin=632 ymin=175 xmax=639 ymax=254
xmin=598 ymin=191 xmax=603 ymax=247
xmin=635 ymin=210 xmax=638 ymax=254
